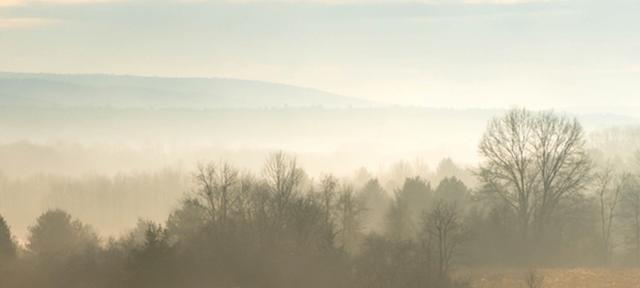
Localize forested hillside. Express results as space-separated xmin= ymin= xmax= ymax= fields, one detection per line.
xmin=0 ymin=72 xmax=373 ymax=108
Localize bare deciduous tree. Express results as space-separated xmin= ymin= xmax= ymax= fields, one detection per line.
xmin=478 ymin=109 xmax=592 ymax=251
xmin=194 ymin=161 xmax=240 ymax=229
xmin=532 ymin=112 xmax=591 ymax=235
xmin=479 ymin=109 xmax=538 ymax=242
xmin=264 ymin=152 xmax=303 ymax=203
xmin=423 ymin=200 xmax=465 ymax=279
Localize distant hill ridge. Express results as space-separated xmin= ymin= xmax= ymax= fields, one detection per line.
xmin=0 ymin=72 xmax=374 ymax=109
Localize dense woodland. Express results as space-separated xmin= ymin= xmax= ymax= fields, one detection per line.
xmin=2 ymin=108 xmax=640 ymax=287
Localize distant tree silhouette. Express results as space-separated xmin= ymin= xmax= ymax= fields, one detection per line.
xmin=27 ymin=209 xmax=99 ymax=259
xmin=593 ymin=163 xmax=627 ymax=265
xmin=127 ymin=222 xmax=175 ymax=288
xmin=422 ymin=200 xmax=466 ymax=280
xmin=264 ymin=152 xmax=304 ymax=211
xmin=335 ymin=185 xmax=364 ymax=254
xmin=166 ymin=198 xmax=207 ymax=243
xmin=621 ymin=173 xmax=640 ymax=265
xmin=435 ymin=177 xmax=469 ymax=204
xmin=387 ymin=177 xmax=432 ymax=240
xmin=26 ymin=209 xmax=101 ymax=288
xmin=318 ymin=174 xmax=338 ymax=226
xmin=0 ymin=215 xmax=16 ymax=263
xmin=358 ymin=179 xmax=390 ymax=234
xmin=194 ymin=161 xmax=240 ymax=230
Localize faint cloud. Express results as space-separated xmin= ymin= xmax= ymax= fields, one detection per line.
xmin=0 ymin=17 xmax=56 ymax=28
xmin=463 ymin=0 xmax=551 ymax=4
xmin=0 ymin=0 xmax=116 ymax=29
xmin=0 ymin=0 xmax=23 ymax=6
xmin=0 ymin=0 xmax=554 ymax=5
xmin=0 ymin=0 xmax=120 ymax=6
xmin=222 ymin=0 xmax=552 ymax=4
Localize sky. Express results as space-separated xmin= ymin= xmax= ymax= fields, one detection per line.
xmin=1 ymin=0 xmax=639 ymax=111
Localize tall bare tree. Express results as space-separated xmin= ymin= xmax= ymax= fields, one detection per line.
xmin=423 ymin=200 xmax=465 ymax=279
xmin=532 ymin=111 xmax=591 ymax=234
xmin=194 ymin=161 xmax=240 ymax=229
xmin=263 ymin=152 xmax=304 ymax=222
xmin=479 ymin=108 xmax=592 ymax=248
xmin=479 ymin=109 xmax=538 ymax=242
xmin=264 ymin=152 xmax=303 ymax=195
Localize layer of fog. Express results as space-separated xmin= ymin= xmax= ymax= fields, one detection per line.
xmin=1 ymin=106 xmax=639 ymax=241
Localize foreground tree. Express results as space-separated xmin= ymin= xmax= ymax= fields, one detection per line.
xmin=479 ymin=109 xmax=538 ymax=243
xmin=478 ymin=109 xmax=592 ymax=255
xmin=531 ymin=111 xmax=591 ymax=236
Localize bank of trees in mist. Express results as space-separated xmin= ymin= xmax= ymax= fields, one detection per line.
xmin=2 ymin=108 xmax=640 ymax=287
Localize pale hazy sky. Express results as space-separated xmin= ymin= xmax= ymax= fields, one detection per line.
xmin=1 ymin=0 xmax=639 ymax=111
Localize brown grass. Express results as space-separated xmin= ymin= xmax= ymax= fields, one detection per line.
xmin=456 ymin=267 xmax=640 ymax=288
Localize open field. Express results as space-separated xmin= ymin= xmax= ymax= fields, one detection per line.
xmin=462 ymin=268 xmax=640 ymax=288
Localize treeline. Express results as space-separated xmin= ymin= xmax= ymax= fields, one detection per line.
xmin=0 ymin=156 xmax=472 ymax=240
xmin=0 ymin=108 xmax=639 ymax=287
xmin=0 ymin=152 xmax=472 ymax=288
